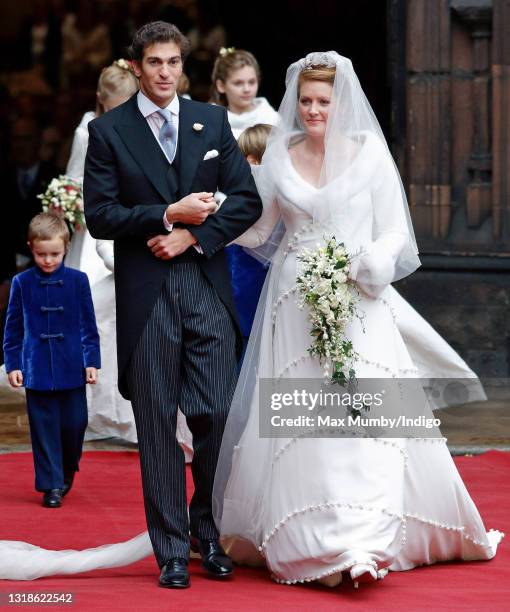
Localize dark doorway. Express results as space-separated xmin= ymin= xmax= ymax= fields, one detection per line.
xmin=219 ymin=0 xmax=390 ymax=137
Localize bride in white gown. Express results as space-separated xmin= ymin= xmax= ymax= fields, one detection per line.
xmin=211 ymin=51 xmax=502 ymax=586
xmin=0 ymin=52 xmax=502 ymax=584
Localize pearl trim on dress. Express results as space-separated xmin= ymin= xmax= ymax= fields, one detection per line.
xmin=276 ymin=351 xmax=419 ymax=380
xmin=271 ymin=285 xmax=298 ymax=323
xmin=403 ymin=514 xmax=494 ymax=548
xmin=377 ymin=295 xmax=397 ymax=325
xmin=273 ymin=435 xmax=410 ymax=465
xmin=276 ymin=352 xmax=311 ymax=379
xmin=284 ymin=223 xmax=315 ymax=254
xmin=357 ymin=354 xmax=419 ymax=378
xmin=257 ymin=502 xmax=497 ymax=585
xmin=259 ymin=502 xmax=404 ymax=552
xmin=271 ymin=558 xmax=381 ymax=585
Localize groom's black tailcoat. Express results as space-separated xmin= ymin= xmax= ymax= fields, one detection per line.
xmin=84 ymin=94 xmax=261 ymax=398
xmin=83 ymin=93 xmax=262 ymax=563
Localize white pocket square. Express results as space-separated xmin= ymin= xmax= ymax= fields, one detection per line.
xmin=203 ymin=149 xmax=219 ymax=161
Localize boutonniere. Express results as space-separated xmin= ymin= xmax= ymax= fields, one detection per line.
xmin=193 ymin=122 xmax=204 ymax=132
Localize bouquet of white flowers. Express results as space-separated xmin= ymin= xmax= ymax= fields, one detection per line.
xmin=38 ymin=175 xmax=84 ymax=233
xmin=296 ymin=236 xmax=362 ymax=385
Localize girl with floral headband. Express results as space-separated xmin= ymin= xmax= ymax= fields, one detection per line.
xmin=210 ymin=49 xmax=279 ymax=360
xmin=211 ymin=48 xmax=279 ymax=139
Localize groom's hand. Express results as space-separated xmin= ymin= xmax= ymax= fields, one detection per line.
xmin=166 ymin=193 xmax=217 ymax=225
xmin=148 ymin=229 xmax=198 ymax=260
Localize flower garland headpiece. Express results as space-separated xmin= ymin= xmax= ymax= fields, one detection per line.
xmin=113 ymin=58 xmax=134 ymax=73
xmin=219 ymin=47 xmax=236 ymax=57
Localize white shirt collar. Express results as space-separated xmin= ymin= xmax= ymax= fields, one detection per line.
xmin=137 ymin=90 xmax=180 ymax=118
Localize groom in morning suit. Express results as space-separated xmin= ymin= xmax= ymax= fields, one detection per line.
xmin=84 ymin=22 xmax=262 ymax=588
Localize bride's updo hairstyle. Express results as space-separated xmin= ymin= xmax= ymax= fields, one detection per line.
xmin=297 ymin=64 xmax=336 ymax=95
xmin=96 ymin=60 xmax=139 ymax=115
xmin=211 ymin=48 xmax=261 ymax=106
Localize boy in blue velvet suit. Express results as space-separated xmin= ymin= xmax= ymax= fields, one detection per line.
xmin=3 ymin=213 xmax=100 ymax=508
xmin=226 ymin=124 xmax=272 ymax=361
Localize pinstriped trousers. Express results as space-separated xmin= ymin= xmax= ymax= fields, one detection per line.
xmin=125 ymin=262 xmax=237 ymax=565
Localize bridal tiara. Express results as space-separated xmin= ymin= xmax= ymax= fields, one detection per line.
xmin=285 ymin=51 xmax=352 ymax=86
xmin=302 ymin=51 xmax=339 ymax=69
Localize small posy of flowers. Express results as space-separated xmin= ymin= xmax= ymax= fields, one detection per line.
xmin=38 ymin=175 xmax=84 ymax=233
xmin=296 ymin=236 xmax=362 ymax=386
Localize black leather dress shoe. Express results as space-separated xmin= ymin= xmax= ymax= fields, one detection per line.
xmin=159 ymin=558 xmax=190 ymax=589
xmin=42 ymin=489 xmax=62 ymax=508
xmin=62 ymin=472 xmax=75 ymax=497
xmin=190 ymin=538 xmax=233 ymax=578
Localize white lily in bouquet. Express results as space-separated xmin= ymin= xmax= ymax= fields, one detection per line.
xmin=37 ymin=175 xmax=84 ymax=233
xmin=296 ymin=236 xmax=363 ymax=385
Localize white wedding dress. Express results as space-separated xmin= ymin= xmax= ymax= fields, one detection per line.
xmin=214 ymin=132 xmax=502 ymax=584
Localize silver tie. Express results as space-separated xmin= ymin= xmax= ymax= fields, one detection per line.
xmin=157 ymin=108 xmax=177 ymax=163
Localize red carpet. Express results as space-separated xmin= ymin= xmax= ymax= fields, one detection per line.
xmin=0 ymin=450 xmax=508 ymax=611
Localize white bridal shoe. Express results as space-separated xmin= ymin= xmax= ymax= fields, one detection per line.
xmin=318 ymin=572 xmax=343 ymax=587
xmin=350 ymin=563 xmax=379 ymax=588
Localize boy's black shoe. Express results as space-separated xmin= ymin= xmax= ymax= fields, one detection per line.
xmin=42 ymin=489 xmax=63 ymax=508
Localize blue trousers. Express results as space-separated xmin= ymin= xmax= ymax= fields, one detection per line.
xmin=25 ymin=387 xmax=88 ymax=492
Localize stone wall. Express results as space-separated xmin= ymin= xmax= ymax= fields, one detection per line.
xmin=397 ymin=264 xmax=510 ymax=377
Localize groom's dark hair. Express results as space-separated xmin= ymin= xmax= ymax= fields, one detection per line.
xmin=129 ymin=21 xmax=190 ymax=61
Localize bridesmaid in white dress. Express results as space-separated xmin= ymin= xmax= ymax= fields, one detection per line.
xmin=211 ymin=48 xmax=279 ymax=138
xmin=61 ymin=61 xmax=139 ymax=444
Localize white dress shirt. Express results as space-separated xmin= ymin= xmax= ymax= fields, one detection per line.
xmin=137 ymin=90 xmax=202 ymax=253
xmin=137 ymin=90 xmax=179 ymax=163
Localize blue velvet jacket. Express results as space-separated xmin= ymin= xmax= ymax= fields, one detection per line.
xmin=226 ymin=245 xmax=268 ymax=338
xmin=3 ymin=263 xmax=100 ymax=391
